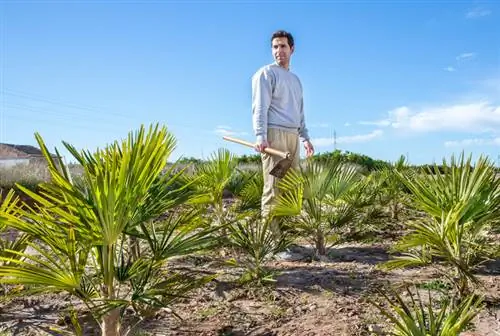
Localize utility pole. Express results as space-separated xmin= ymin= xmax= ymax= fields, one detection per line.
xmin=334 ymin=129 xmax=337 ymax=151
xmin=331 ymin=128 xmax=337 ymax=151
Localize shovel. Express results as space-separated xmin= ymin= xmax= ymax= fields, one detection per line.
xmin=222 ymin=135 xmax=292 ymax=178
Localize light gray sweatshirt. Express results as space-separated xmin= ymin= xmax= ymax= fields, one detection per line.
xmin=252 ymin=63 xmax=310 ymax=143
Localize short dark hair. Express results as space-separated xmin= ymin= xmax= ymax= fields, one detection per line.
xmin=271 ymin=30 xmax=294 ymax=48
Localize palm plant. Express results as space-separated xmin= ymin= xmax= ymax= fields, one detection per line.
xmin=370 ymin=284 xmax=484 ymax=336
xmin=181 ymin=149 xmax=254 ymax=230
xmin=182 ymin=149 xmax=290 ymax=283
xmin=0 ymin=189 xmax=31 ymax=300
xmin=382 ymin=152 xmax=500 ymax=298
xmin=339 ymin=171 xmax=389 ymax=242
xmin=185 ymin=148 xmax=239 ymax=217
xmin=377 ymin=154 xmax=411 ymax=220
xmin=183 ymin=149 xmax=267 ymax=245
xmin=232 ymin=167 xmax=264 ymax=212
xmin=0 ymin=124 xmax=221 ymax=336
xmin=226 ymin=214 xmax=293 ymax=285
xmin=271 ymin=159 xmax=367 ymax=259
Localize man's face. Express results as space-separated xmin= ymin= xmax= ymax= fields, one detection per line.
xmin=272 ymin=37 xmax=294 ymax=66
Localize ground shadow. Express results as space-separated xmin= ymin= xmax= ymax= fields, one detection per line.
xmin=270 ymin=265 xmax=383 ymax=296
xmin=0 ymin=312 xmax=82 ymax=336
xmin=475 ymin=258 xmax=500 ymax=275
xmin=327 ymin=246 xmax=393 ymax=265
xmin=286 ymin=244 xmax=394 ymax=265
xmin=0 ymin=305 xmax=99 ymax=335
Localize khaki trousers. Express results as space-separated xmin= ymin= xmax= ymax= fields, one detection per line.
xmin=261 ymin=128 xmax=301 ymax=220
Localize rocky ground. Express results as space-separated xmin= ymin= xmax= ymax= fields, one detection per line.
xmin=0 ymin=241 xmax=498 ymax=336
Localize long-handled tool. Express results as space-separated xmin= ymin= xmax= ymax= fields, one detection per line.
xmin=222 ymin=135 xmax=292 ymax=178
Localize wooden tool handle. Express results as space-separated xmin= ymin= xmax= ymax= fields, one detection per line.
xmin=222 ymin=136 xmax=289 ymax=158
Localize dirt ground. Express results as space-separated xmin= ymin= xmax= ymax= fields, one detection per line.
xmin=0 ymin=240 xmax=499 ymax=336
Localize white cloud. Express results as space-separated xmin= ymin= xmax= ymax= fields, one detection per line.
xmin=310 ymin=122 xmax=330 ymax=128
xmin=444 ymin=137 xmax=500 ymax=147
xmin=443 ymin=53 xmax=476 ymax=72
xmin=312 ymin=130 xmax=383 ymax=147
xmin=214 ymin=125 xmax=248 ymax=136
xmin=359 ymin=120 xmax=391 ymax=127
xmin=456 ymin=52 xmax=477 ymax=62
xmin=361 ymin=101 xmax=500 ymax=134
xmin=216 ymin=125 xmax=233 ymax=130
xmin=344 ymin=122 xmax=351 ymax=127
xmin=466 ymin=7 xmax=491 ymax=19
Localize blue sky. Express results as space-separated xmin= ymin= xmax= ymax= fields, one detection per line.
xmin=1 ymin=1 xmax=499 ymax=165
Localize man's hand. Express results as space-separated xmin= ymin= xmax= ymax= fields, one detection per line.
xmin=304 ymin=140 xmax=314 ymax=158
xmin=255 ymin=140 xmax=269 ymax=153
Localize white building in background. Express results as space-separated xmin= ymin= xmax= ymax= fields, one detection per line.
xmin=0 ymin=143 xmax=60 ymax=168
xmin=0 ymin=157 xmax=31 ymax=168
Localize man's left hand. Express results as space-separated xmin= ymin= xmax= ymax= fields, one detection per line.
xmin=304 ymin=140 xmax=315 ymax=158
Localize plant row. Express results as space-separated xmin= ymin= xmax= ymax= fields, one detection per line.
xmin=0 ymin=123 xmax=498 ymax=335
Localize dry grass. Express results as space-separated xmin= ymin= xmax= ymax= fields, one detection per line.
xmin=0 ymin=161 xmax=51 ymax=190
xmin=0 ymin=159 xmax=261 ymax=192
xmin=0 ymin=161 xmax=83 ymax=191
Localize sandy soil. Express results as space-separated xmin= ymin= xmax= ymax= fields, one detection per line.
xmin=1 ymin=241 xmax=498 ymax=336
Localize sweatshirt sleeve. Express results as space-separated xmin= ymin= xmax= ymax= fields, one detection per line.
xmin=298 ymin=92 xmax=310 ymax=142
xmin=252 ymin=68 xmax=274 ymax=143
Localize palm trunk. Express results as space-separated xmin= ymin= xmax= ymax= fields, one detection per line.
xmin=456 ymin=271 xmax=470 ymax=302
xmin=315 ymin=232 xmax=326 ymax=257
xmin=129 ymin=236 xmax=140 ymax=261
xmin=101 ymin=244 xmax=121 ymax=336
xmin=391 ymin=202 xmax=398 ymax=220
xmin=215 ymin=206 xmax=229 ymax=256
xmin=101 ymin=308 xmax=121 ymax=336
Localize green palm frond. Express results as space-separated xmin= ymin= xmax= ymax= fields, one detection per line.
xmin=0 ymin=124 xmax=221 ymax=336
xmin=0 ymin=242 xmax=88 ymax=295
xmin=140 ymin=209 xmax=221 ymax=261
xmin=187 ymin=148 xmax=239 ymax=205
xmin=384 ymin=208 xmax=493 ymax=285
xmin=63 ymin=124 xmax=175 ymax=245
xmin=277 ymin=166 xmax=305 ymax=193
xmin=0 ymin=232 xmax=30 ymax=266
xmin=271 ymin=167 xmax=304 ymax=218
xmin=129 ymin=161 xmax=196 ymax=226
xmin=227 ymin=167 xmax=260 ymax=196
xmin=386 ymin=152 xmax=500 ymax=297
xmin=236 ymin=171 xmax=264 ymax=212
xmin=0 ymin=188 xmax=21 ymax=217
xmin=370 ymin=284 xmax=484 ymax=335
xmin=272 ymin=159 xmax=367 ymax=256
xmin=227 ymin=215 xmax=293 ymax=284
xmin=88 ymin=270 xmax=216 ymax=320
xmin=0 ymin=190 xmax=31 ymax=265
xmin=396 ymin=152 xmax=500 ymax=225
xmin=130 ymin=270 xmax=216 ymax=309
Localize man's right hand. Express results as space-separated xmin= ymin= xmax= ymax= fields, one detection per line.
xmin=255 ymin=140 xmax=269 ymax=153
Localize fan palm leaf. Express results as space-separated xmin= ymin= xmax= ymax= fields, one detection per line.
xmin=272 ymin=159 xmax=365 ymax=257
xmin=0 ymin=124 xmax=220 ymax=336
xmin=384 ymin=152 xmax=500 ymax=297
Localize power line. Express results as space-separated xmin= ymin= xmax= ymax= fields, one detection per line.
xmin=2 ymin=88 xmax=234 ymax=134
xmin=1 ymin=88 xmax=250 ymax=159
xmin=2 ymin=88 xmax=131 ymax=119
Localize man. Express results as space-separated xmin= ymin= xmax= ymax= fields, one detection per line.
xmin=251 ymin=30 xmax=315 ymax=223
